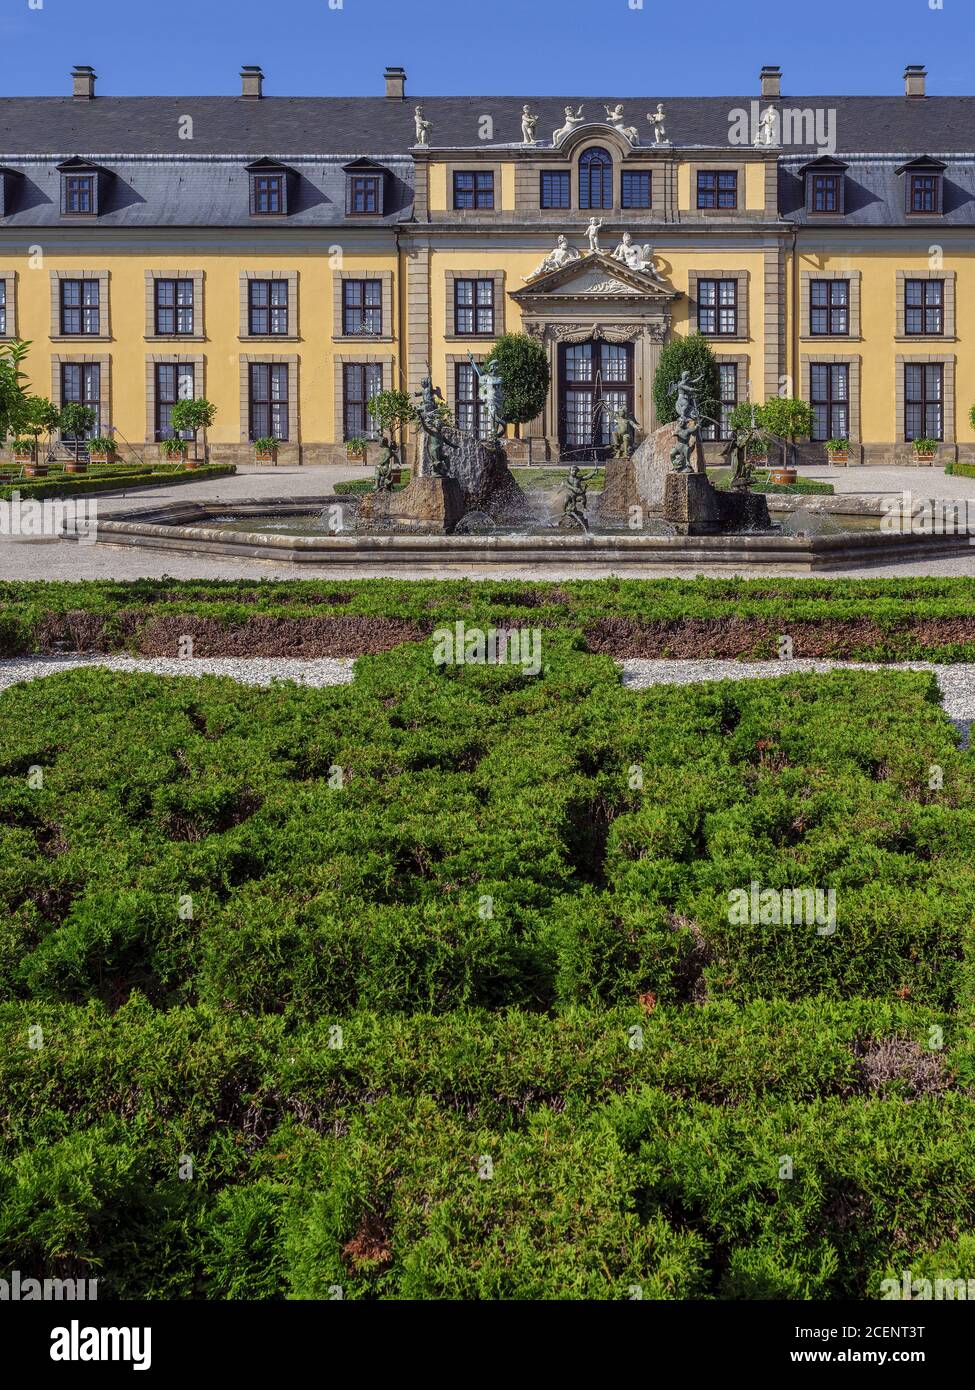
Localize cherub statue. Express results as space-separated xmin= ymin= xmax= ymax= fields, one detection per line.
xmin=414 ymin=105 xmax=431 ymax=146
xmin=521 ymin=104 xmax=539 ymax=146
xmin=561 ymin=463 xmax=598 ymax=532
xmin=413 ymin=375 xmax=452 ymax=476
xmin=609 ymin=402 xmax=639 ymax=460
xmin=523 ymin=234 xmax=581 ymax=281
xmin=668 ymin=371 xmax=715 ymax=474
xmin=604 ymin=103 xmax=639 ymax=143
xmin=753 ymin=105 xmax=778 ymax=147
xmin=646 ymin=103 xmax=669 ymax=144
xmin=373 ymin=433 xmax=399 ymax=492
xmin=553 ymin=104 xmax=585 ymax=144
xmin=585 ymin=216 xmax=604 ymax=254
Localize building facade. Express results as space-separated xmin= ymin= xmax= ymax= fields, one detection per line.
xmin=0 ymin=62 xmax=973 ymax=466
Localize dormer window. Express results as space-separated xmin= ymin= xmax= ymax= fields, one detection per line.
xmin=58 ymin=158 xmax=106 ymax=217
xmin=344 ymin=159 xmax=387 ymax=216
xmin=799 ymin=156 xmax=848 ymax=215
xmin=246 ymin=159 xmax=292 ymax=216
xmin=896 ymin=156 xmax=946 ymax=215
xmin=0 ymin=167 xmax=20 ymax=218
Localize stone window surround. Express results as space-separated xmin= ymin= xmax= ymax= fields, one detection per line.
xmin=239 ymin=354 xmax=299 ymax=443
xmin=0 ymin=269 xmax=16 ymax=339
xmin=687 ymin=161 xmax=746 ymax=215
xmin=144 ymin=270 xmax=205 ymax=341
xmin=687 ymin=269 xmax=750 ymax=343
xmin=895 ymin=269 xmax=956 ymax=341
xmin=444 ymin=269 xmax=505 ymax=342
xmin=800 ymin=269 xmax=861 ymax=340
xmin=333 ymin=353 xmax=395 ymax=442
xmin=514 ymin=151 xmax=666 ymax=217
xmin=896 ymin=352 xmax=955 ymax=444
xmin=800 ymin=353 xmax=862 ymax=442
xmin=49 ymin=269 xmax=110 ymax=341
xmin=445 ymin=161 xmax=502 ymax=213
xmin=50 ymin=352 xmax=111 ymax=431
xmin=332 ymin=269 xmax=395 ymax=343
xmin=712 ymin=353 xmax=750 ymax=432
xmin=239 ymin=270 xmax=299 ymax=341
xmin=145 ymin=354 xmax=205 ymax=444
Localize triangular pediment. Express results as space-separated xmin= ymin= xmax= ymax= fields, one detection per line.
xmin=512 ymin=250 xmax=675 ymax=302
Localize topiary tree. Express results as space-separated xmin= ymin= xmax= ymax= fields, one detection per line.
xmin=489 ymin=333 xmax=550 ymax=431
xmin=12 ymin=395 xmax=59 ymax=463
xmin=58 ymin=401 xmax=96 ymax=462
xmin=171 ymin=397 xmax=216 ymax=462
xmin=757 ymin=396 xmax=814 ymax=470
xmin=652 ymin=333 xmax=720 ymax=429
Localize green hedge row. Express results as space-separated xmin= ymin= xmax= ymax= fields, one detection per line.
xmin=0 ymin=464 xmax=235 ymax=503
xmin=1 ymin=644 xmax=973 ymax=1296
xmin=946 ymin=461 xmax=975 ymax=480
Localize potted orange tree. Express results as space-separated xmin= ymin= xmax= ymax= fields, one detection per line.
xmin=171 ymin=397 xmax=216 ymax=467
xmin=757 ymin=396 xmax=814 ymax=485
xmin=162 ymin=435 xmax=189 ymax=465
xmin=58 ymin=402 xmax=96 ymax=471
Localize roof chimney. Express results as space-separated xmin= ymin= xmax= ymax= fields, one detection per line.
xmin=384 ymin=66 xmax=406 ymax=100
xmin=72 ymin=65 xmax=96 ymax=100
xmin=760 ymin=65 xmax=782 ymax=100
xmin=240 ymin=65 xmax=264 ymax=99
xmin=904 ymin=64 xmax=927 ymax=98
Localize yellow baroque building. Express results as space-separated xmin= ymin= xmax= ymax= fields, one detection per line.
xmin=0 ymin=60 xmax=972 ymax=467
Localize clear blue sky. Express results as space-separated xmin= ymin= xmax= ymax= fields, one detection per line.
xmin=0 ymin=0 xmax=971 ymax=98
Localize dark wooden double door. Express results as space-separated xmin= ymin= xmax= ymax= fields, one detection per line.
xmin=557 ymin=339 xmax=634 ymax=460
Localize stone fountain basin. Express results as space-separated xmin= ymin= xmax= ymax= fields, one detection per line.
xmin=79 ymin=498 xmax=973 ymax=570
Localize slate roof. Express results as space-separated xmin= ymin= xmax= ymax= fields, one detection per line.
xmin=0 ymin=94 xmax=973 ymax=157
xmin=779 ymin=155 xmax=975 ymax=226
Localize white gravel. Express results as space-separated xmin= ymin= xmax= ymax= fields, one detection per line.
xmin=0 ymin=653 xmax=356 ymax=690
xmin=0 ymin=653 xmax=971 ymax=743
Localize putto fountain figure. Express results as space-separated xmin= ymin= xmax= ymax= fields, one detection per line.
xmin=668 ymin=370 xmax=713 ymax=474
xmin=560 ymin=463 xmax=598 ymax=532
xmin=413 ymin=376 xmax=452 ymax=476
xmin=467 ymin=354 xmax=506 ymax=440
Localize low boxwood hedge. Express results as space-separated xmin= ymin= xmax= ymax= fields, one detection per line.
xmin=0 ymin=464 xmax=235 ymax=503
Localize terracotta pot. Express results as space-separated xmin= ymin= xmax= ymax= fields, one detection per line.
xmin=64 ymin=461 xmax=89 ymax=474
xmin=89 ymin=451 xmax=112 ymax=466
xmin=13 ymin=451 xmax=33 ymax=466
xmin=24 ymin=463 xmax=49 ymax=478
xmin=347 ymin=450 xmax=365 ymax=464
xmin=768 ymin=467 xmax=798 ymax=485
xmin=748 ymin=454 xmax=769 ymax=467
xmin=826 ymin=451 xmax=849 ymax=465
xmin=183 ymin=458 xmax=199 ymax=470
xmin=255 ymin=450 xmax=277 ymax=465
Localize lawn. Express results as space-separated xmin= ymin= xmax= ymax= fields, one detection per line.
xmin=1 ymin=634 xmax=973 ymax=1298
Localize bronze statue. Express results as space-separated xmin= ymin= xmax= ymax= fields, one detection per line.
xmin=668 ymin=371 xmax=717 ymax=473
xmin=373 ymin=433 xmax=399 ymax=492
xmin=413 ymin=375 xmax=453 ymax=477
xmin=561 ymin=463 xmax=597 ymax=532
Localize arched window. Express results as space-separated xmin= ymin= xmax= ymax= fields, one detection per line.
xmin=579 ymin=147 xmax=613 ymax=210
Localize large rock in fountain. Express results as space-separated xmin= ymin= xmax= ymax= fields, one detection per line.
xmin=449 ymin=435 xmax=533 ymax=525
xmin=597 ymin=422 xmax=674 ymax=523
xmin=717 ymin=488 xmax=772 ymax=532
xmin=358 ymin=474 xmax=465 ymax=534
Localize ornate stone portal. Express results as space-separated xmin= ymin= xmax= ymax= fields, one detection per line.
xmin=510 ymin=250 xmax=680 ymax=459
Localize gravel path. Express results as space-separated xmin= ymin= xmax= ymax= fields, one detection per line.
xmin=0 ymin=653 xmax=972 ymax=744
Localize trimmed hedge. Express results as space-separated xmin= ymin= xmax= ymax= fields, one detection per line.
xmin=945 ymin=461 xmax=975 ymax=480
xmin=0 ymin=464 xmax=235 ymax=503
xmin=0 ymin=644 xmax=973 ymax=1297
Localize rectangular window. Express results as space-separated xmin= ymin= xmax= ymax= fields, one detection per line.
xmin=809 ymin=363 xmax=849 ymax=442
xmin=905 ymin=279 xmax=944 ymax=335
xmin=455 ymin=361 xmax=493 ymax=440
xmin=342 ymin=362 xmax=383 ymax=441
xmin=154 ymin=363 xmax=195 ymax=441
xmin=342 ymin=280 xmax=383 ymax=336
xmin=809 ymin=279 xmax=849 ymax=336
xmin=248 ymin=280 xmax=288 ymax=336
xmin=810 ymin=174 xmax=841 ymax=212
xmin=248 ymin=362 xmax=289 ymax=442
xmin=60 ymin=362 xmax=100 ymax=436
xmin=60 ymin=279 xmax=100 ymax=335
xmin=909 ymin=175 xmax=940 ymax=214
xmin=350 ymin=175 xmax=381 ymax=214
xmin=904 ymin=363 xmax=943 ymax=441
xmin=454 ymin=278 xmax=494 ymax=336
xmin=252 ymin=174 xmax=283 ymax=214
xmin=540 ymin=171 xmax=570 ymax=209
xmin=697 ymin=279 xmax=737 ymax=336
xmin=703 ymin=362 xmax=739 ymax=440
xmin=697 ymin=170 xmax=737 ymax=209
xmin=0 ymin=280 xmax=6 ymax=336
xmin=453 ymin=171 xmax=495 ymax=210
xmin=154 ymin=279 xmax=194 ymax=336
xmin=65 ymin=175 xmax=95 ymax=215
xmin=621 ymin=171 xmax=651 ymax=209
